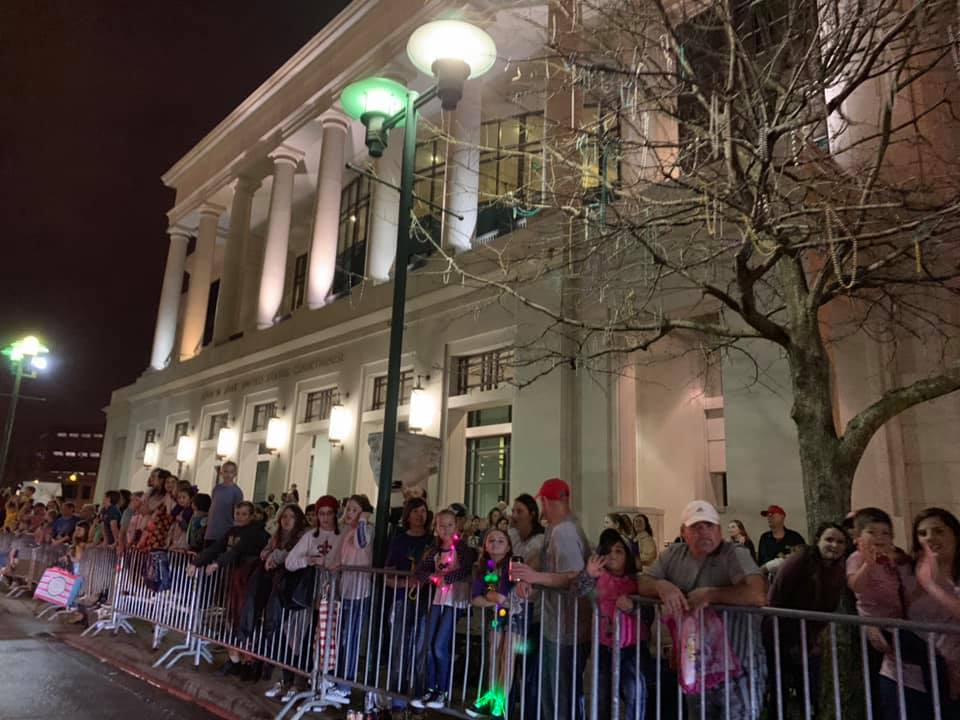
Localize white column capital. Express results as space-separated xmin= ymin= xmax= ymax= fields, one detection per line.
xmin=167 ymin=226 xmax=191 ymax=241
xmin=230 ymin=175 xmax=262 ymax=196
xmin=268 ymin=145 xmax=305 ymax=168
xmin=197 ymin=202 xmax=226 ymax=219
xmin=316 ymin=111 xmax=352 ymax=135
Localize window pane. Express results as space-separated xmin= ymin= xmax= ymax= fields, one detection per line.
xmin=501 ymin=118 xmax=521 ymax=148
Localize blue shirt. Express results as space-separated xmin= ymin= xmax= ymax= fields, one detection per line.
xmin=205 ymin=483 xmax=243 ymax=541
xmin=52 ymin=515 xmax=78 ymax=540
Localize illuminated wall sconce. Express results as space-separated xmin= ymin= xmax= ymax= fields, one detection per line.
xmin=408 ymin=375 xmax=434 ymax=432
xmin=265 ymin=417 xmax=288 ymax=453
xmin=216 ymin=427 xmax=238 ymax=458
xmin=328 ymin=403 xmax=351 ymax=447
xmin=143 ymin=441 xmax=160 ymax=467
xmin=176 ymin=435 xmax=197 ymax=464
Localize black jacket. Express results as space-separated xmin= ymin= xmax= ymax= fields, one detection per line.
xmin=193 ymin=522 xmax=269 ymax=568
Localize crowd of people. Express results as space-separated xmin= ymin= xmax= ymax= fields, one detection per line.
xmin=2 ymin=467 xmax=959 ymax=720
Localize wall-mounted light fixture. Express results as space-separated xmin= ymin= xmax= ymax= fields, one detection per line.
xmin=265 ymin=417 xmax=288 ymax=453
xmin=216 ymin=427 xmax=238 ymax=459
xmin=143 ymin=441 xmax=160 ymax=467
xmin=408 ymin=375 xmax=433 ymax=432
xmin=176 ymin=435 xmax=196 ymax=464
xmin=328 ymin=402 xmax=351 ymax=447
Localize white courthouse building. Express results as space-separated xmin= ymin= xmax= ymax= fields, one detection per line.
xmin=96 ymin=0 xmax=959 ymax=544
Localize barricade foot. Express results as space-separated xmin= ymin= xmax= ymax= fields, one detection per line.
xmin=275 ymin=682 xmax=348 ymax=720
xmin=151 ymin=625 xmax=168 ymax=651
xmin=35 ymin=603 xmax=59 ymax=619
xmin=82 ymin=613 xmax=135 ymax=637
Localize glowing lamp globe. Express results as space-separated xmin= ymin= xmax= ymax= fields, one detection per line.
xmin=176 ymin=435 xmax=196 ymax=463
xmin=216 ymin=427 xmax=238 ymax=458
xmin=406 ymin=20 xmax=497 ymax=109
xmin=265 ymin=417 xmax=287 ymax=452
xmin=408 ymin=386 xmax=434 ymax=432
xmin=328 ymin=403 xmax=351 ymax=446
xmin=143 ymin=441 xmax=160 ymax=467
xmin=341 ymin=77 xmax=411 ymax=157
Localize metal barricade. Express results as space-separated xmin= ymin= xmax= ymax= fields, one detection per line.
xmin=3 ymin=536 xmax=42 ymax=597
xmin=60 ymin=556 xmax=960 ymax=720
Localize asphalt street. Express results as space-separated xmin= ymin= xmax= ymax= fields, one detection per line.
xmin=0 ymin=602 xmax=216 ymax=720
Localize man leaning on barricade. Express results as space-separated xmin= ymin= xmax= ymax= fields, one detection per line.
xmin=637 ymin=499 xmax=767 ymax=720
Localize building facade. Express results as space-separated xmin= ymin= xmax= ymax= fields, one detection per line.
xmin=33 ymin=425 xmax=104 ymax=501
xmin=96 ymin=0 xmax=960 ymax=544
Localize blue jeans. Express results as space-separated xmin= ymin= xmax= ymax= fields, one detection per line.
xmin=542 ymin=640 xmax=588 ymax=720
xmin=598 ymin=645 xmax=646 ymax=720
xmin=420 ymin=604 xmax=457 ymax=695
xmin=337 ymin=597 xmax=370 ymax=691
xmin=388 ymin=597 xmax=426 ymax=708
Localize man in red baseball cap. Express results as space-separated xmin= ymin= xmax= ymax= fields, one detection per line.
xmin=757 ymin=504 xmax=806 ymax=568
xmin=511 ymin=478 xmax=591 ymax=720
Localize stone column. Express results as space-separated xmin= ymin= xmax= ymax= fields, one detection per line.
xmin=367 ymin=127 xmax=404 ymax=283
xmin=179 ymin=204 xmax=224 ymax=360
xmin=149 ymin=228 xmax=190 ymax=370
xmin=213 ymin=176 xmax=260 ymax=343
xmin=257 ymin=145 xmax=304 ymax=329
xmin=442 ymin=78 xmax=481 ymax=252
xmin=306 ymin=115 xmax=350 ymax=308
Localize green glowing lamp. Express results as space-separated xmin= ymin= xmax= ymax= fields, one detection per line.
xmin=2 ymin=335 xmax=50 ymax=368
xmin=340 ymin=77 xmax=412 ymax=158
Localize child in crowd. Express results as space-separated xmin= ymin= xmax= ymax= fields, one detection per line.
xmin=168 ymin=486 xmax=195 ymax=550
xmin=99 ymin=491 xmax=123 ymax=547
xmin=411 ymin=509 xmax=478 ymax=711
xmin=124 ymin=493 xmax=146 ymax=548
xmin=187 ymin=494 xmax=210 ymax=553
xmin=579 ymin=528 xmax=645 ymax=720
xmin=34 ymin=509 xmax=58 ymax=544
xmin=467 ymin=528 xmax=519 ymax=720
xmin=330 ymin=494 xmax=375 ymax=704
xmin=3 ymin=499 xmax=18 ymax=532
xmin=29 ymin=503 xmax=46 ymax=533
xmin=846 ymin=507 xmax=919 ymax=715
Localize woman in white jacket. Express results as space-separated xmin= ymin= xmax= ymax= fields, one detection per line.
xmin=264 ymin=496 xmax=342 ymax=703
xmin=285 ymin=495 xmax=342 ymax=572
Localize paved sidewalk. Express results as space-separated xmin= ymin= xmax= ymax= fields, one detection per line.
xmin=0 ymin=593 xmax=347 ymax=719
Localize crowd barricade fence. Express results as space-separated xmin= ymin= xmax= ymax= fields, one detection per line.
xmin=4 ymin=546 xmax=959 ymax=720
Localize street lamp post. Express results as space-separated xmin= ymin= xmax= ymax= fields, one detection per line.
xmin=0 ymin=336 xmax=50 ymax=486
xmin=342 ymin=20 xmax=497 ymax=566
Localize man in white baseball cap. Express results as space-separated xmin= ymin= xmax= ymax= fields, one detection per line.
xmin=638 ymin=500 xmax=767 ymax=719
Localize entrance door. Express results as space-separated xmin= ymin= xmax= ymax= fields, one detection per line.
xmin=253 ymin=460 xmax=270 ymax=503
xmin=465 ymin=434 xmax=511 ymax=516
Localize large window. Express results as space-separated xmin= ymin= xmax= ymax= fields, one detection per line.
xmin=304 ymin=388 xmax=336 ymax=422
xmin=413 ymin=137 xmax=447 ymax=254
xmin=207 ymin=413 xmax=229 ymax=440
xmin=251 ymin=402 xmax=277 ymax=432
xmin=292 ymin=253 xmax=308 ymax=310
xmin=334 ymin=175 xmax=371 ymax=296
xmin=455 ymin=349 xmax=514 ymax=395
xmin=580 ymin=103 xmax=621 ymax=192
xmin=479 ymin=112 xmax=545 ymax=205
xmin=465 ymin=433 xmax=511 ymax=516
xmin=370 ymin=370 xmax=414 ymax=411
xmin=172 ymin=421 xmax=189 ymax=446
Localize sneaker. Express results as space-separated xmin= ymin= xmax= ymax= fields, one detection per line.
xmin=465 ymin=703 xmax=490 ymax=718
xmin=264 ymin=683 xmax=284 ymax=699
xmin=281 ymin=688 xmax=298 ymax=703
xmin=328 ymin=686 xmax=351 ymax=699
xmin=410 ymin=692 xmax=435 ymax=710
xmin=425 ymin=692 xmax=447 ymax=709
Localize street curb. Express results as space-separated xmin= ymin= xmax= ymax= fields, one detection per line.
xmin=61 ymin=634 xmax=241 ymax=720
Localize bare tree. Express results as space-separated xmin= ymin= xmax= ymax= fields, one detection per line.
xmin=422 ymin=0 xmax=960 ymax=532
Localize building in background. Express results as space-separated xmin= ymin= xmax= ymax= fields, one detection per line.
xmin=94 ymin=0 xmax=960 ymax=544
xmin=33 ymin=426 xmax=104 ymax=501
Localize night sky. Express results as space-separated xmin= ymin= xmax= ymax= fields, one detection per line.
xmin=0 ymin=1 xmax=350 ymax=481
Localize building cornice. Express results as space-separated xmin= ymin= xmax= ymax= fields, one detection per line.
xmin=160 ymin=0 xmax=446 ymax=214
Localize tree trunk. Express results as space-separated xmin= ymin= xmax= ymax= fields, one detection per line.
xmin=787 ymin=341 xmax=852 ymax=539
